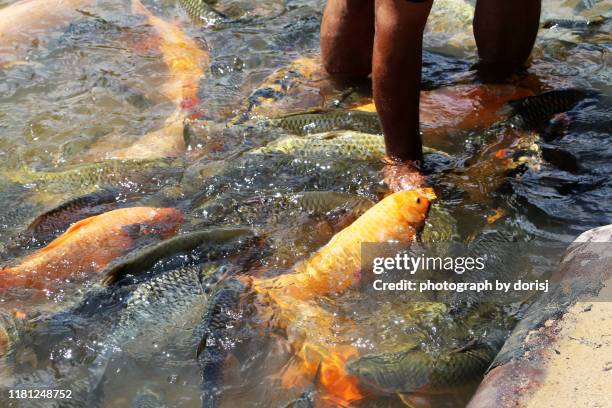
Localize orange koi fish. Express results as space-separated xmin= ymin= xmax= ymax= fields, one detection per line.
xmin=0 ymin=207 xmax=182 ymax=291
xmin=131 ymin=0 xmax=209 ymax=109
xmin=0 ymin=0 xmax=94 ymax=67
xmin=253 ymin=189 xmax=435 ymax=404
xmin=255 ymin=188 xmax=436 ymax=302
xmin=88 ymin=0 xmax=210 ymax=160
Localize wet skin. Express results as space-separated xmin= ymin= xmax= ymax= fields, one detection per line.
xmin=320 ymin=0 xmax=542 ymax=163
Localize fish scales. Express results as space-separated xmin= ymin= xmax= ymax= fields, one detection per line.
xmin=82 ymin=264 xmax=223 ymax=404
xmin=347 ymin=343 xmax=498 ymax=394
xmin=4 ymin=158 xmax=184 ymax=193
xmin=346 ymin=301 xmax=517 ymax=402
xmin=102 ymin=228 xmax=253 ymax=285
xmin=251 ymin=131 xmax=385 ymax=161
xmin=250 ymin=131 xmax=445 ymax=161
xmin=178 ymin=0 xmax=226 ymax=24
xmin=115 ymin=264 xmax=216 ymax=340
xmin=8 ymin=188 xmax=120 ymax=252
xmin=507 ymin=88 xmax=597 ymax=130
xmin=271 ymin=110 xmax=382 ymax=136
xmin=198 ymin=277 xmax=252 ymax=408
xmin=195 ymin=191 xmax=374 ymax=228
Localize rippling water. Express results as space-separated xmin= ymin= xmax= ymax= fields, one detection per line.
xmin=0 ymin=0 xmax=610 ymax=407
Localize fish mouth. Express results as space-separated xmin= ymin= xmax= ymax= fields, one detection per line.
xmin=396 ymin=188 xmax=437 ymax=224
xmin=414 ymin=188 xmax=437 ymax=202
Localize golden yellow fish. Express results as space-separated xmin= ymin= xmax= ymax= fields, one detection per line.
xmin=252 ymin=189 xmax=436 ymax=404
xmin=86 ymin=0 xmax=210 ymax=160
xmin=255 ymin=188 xmax=436 ymax=302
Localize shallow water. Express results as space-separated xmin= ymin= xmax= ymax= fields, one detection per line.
xmin=0 ymin=0 xmax=611 ymax=407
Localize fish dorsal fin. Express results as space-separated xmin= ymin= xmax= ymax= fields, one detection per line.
xmin=196 ymin=333 xmax=208 ymax=359
xmin=398 ymin=393 xmax=431 ymax=408
xmin=40 ymin=216 xmax=98 ymax=252
xmin=314 ymin=130 xmax=344 ymax=141
xmin=276 ymin=108 xmax=333 ymax=119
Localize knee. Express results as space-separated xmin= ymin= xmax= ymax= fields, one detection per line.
xmin=474 ymin=0 xmax=541 ymax=77
xmin=321 ymin=46 xmax=371 ymax=85
xmin=374 ymin=0 xmax=433 ymax=37
xmin=320 ymin=0 xmax=374 ymax=84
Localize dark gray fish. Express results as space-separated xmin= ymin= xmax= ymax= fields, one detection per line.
xmin=10 ymin=188 xmax=119 ymax=251
xmin=197 ymin=277 xmax=255 ymax=408
xmin=346 ymin=303 xmax=515 ymax=405
xmin=347 ymin=342 xmax=498 ymax=395
xmin=506 ymin=88 xmax=598 ymax=131
xmin=102 ymin=228 xmax=254 ymax=285
xmin=86 ymin=263 xmax=226 ymax=400
xmin=542 ymin=16 xmax=605 ymax=29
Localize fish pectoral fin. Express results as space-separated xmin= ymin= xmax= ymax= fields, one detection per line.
xmin=276 ymin=108 xmax=333 ymax=119
xmin=451 ymin=338 xmax=479 ymax=354
xmin=398 ymin=393 xmax=431 ymax=408
xmin=316 ymin=131 xmax=344 ymax=141
xmin=196 ymin=333 xmax=208 ymax=359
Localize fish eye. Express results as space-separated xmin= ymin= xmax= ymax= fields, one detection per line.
xmin=416 ymin=198 xmax=421 ymax=204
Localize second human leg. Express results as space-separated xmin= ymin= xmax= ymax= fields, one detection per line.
xmin=372 ymin=0 xmax=433 ymax=162
xmin=320 ymin=0 xmax=375 ymax=84
xmin=474 ymin=0 xmax=542 ymax=80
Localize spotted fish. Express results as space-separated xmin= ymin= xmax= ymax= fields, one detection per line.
xmin=255 ymin=189 xmax=436 ymax=301
xmin=269 ymin=109 xmax=382 ymax=136
xmin=3 ymin=158 xmax=184 ymax=194
xmin=249 ymin=131 xmax=446 ymax=162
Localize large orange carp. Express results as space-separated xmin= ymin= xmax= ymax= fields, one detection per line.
xmin=84 ymin=0 xmax=211 ymax=160
xmin=255 ymin=188 xmax=436 ymax=302
xmin=251 ymin=189 xmax=435 ymax=404
xmin=0 ymin=0 xmax=94 ymax=67
xmin=0 ymin=207 xmax=182 ymax=291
